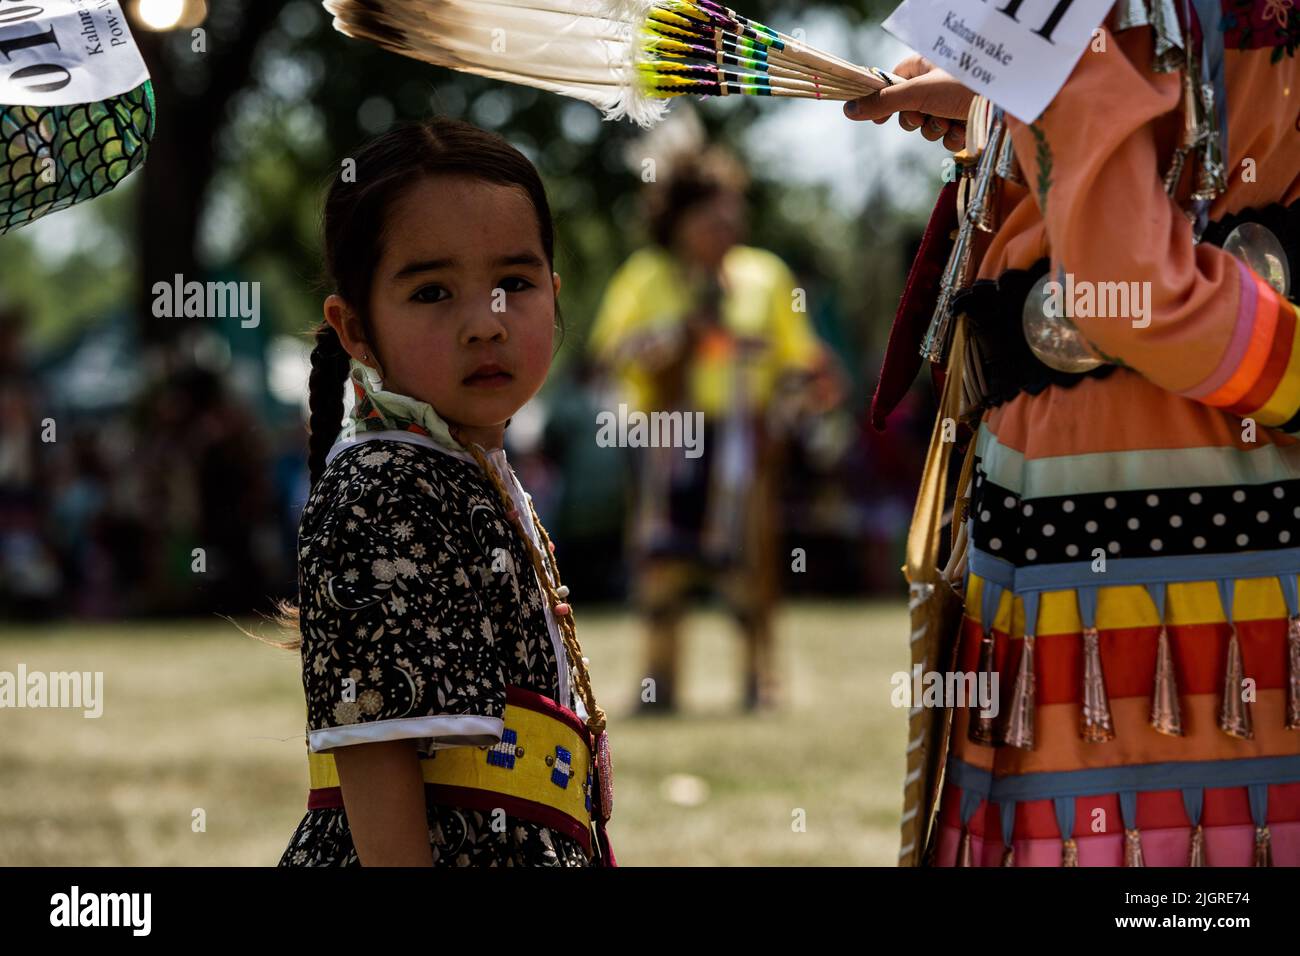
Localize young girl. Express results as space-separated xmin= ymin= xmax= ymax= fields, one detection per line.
xmin=277 ymin=118 xmax=613 ymax=867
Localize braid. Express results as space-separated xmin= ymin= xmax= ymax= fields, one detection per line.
xmin=306 ymin=321 xmax=351 ymax=486
xmin=234 ymin=323 xmax=347 ymax=653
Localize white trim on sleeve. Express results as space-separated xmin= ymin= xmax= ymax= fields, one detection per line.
xmin=308 ymin=714 xmax=504 ymax=753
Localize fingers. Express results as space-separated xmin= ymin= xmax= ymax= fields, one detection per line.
xmin=920 ymin=115 xmax=949 ymax=141
xmin=845 ymin=84 xmax=918 ymax=122
xmin=891 ymin=54 xmax=932 ymax=80
xmin=845 ymin=73 xmax=972 ymax=123
xmin=843 ymin=55 xmax=972 ymax=153
xmin=844 ymin=58 xmax=939 ymax=122
xmin=943 ymin=122 xmax=967 ymax=152
xmin=872 ymin=109 xmax=965 ymax=150
xmin=847 ymin=84 xmax=935 ymax=122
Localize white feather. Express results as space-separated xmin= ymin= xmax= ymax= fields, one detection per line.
xmin=323 ymin=0 xmax=670 ymax=127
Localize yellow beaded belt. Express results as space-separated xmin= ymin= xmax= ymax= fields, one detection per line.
xmin=306 ymin=687 xmax=599 ymax=856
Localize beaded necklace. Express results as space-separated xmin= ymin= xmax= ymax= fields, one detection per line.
xmin=460 ymin=437 xmax=614 ymax=826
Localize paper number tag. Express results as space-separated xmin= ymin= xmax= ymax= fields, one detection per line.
xmin=0 ymin=0 xmax=150 ymax=107
xmin=882 ymin=0 xmax=1116 ymax=122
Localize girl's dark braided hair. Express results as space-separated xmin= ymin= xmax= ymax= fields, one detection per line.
xmin=305 ymin=321 xmax=353 ymax=488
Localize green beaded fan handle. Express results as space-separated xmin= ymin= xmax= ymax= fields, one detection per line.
xmin=0 ymin=78 xmax=155 ymax=235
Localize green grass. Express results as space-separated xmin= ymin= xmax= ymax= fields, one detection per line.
xmin=0 ymin=601 xmax=910 ymax=866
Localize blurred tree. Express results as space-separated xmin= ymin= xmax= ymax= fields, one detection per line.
xmin=134 ymin=0 xmax=284 ymax=344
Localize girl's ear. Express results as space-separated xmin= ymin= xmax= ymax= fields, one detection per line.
xmin=324 ymin=294 xmax=379 ymax=370
xmin=552 ymin=272 xmax=562 ymax=298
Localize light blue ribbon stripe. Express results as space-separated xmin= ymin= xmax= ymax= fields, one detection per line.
xmin=947 ymin=754 xmax=1300 ymax=803
xmin=970 ymin=546 xmax=1300 ymax=595
xmin=980 ymin=579 xmax=1003 ymax=634
xmin=1022 ymin=590 xmax=1041 ymax=638
xmin=1120 ymin=791 xmax=1138 ymax=830
xmin=1146 ymin=581 xmax=1167 ymax=622
xmin=999 ymin=800 xmax=1016 ymax=847
xmin=1281 ymin=575 xmax=1299 ymax=617
xmin=1054 ymin=795 xmax=1074 ymax=839
xmin=1248 ymin=784 xmax=1268 ymax=828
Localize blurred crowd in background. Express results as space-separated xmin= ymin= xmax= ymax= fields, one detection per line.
xmin=0 ymin=294 xmax=933 ymax=621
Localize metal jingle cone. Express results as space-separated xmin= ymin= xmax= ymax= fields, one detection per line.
xmin=1080 ymin=626 xmax=1115 ymax=742
xmin=1286 ymin=615 xmax=1300 ymax=731
xmin=1189 ymin=824 xmax=1206 ymax=867
xmin=1124 ymin=828 xmax=1146 ymax=867
xmin=1163 ymin=69 xmax=1198 ymax=196
xmin=1192 ymin=123 xmax=1227 ymax=204
xmin=968 ymin=627 xmax=999 ymax=745
xmin=1061 ymin=837 xmax=1079 ymax=867
xmin=1115 ymin=0 xmax=1150 ymax=31
xmin=1163 ymin=146 xmax=1190 ymax=198
xmin=994 ymin=127 xmax=1023 ymax=185
xmin=1254 ymin=825 xmax=1272 ymax=867
xmin=1149 ymin=0 xmax=1186 ymax=70
xmin=1218 ymin=625 xmax=1254 ymax=740
xmin=1001 ymin=634 xmax=1036 ymax=750
xmin=1150 ymin=625 xmax=1183 ymax=736
xmin=594 ymin=729 xmax=614 ymax=823
xmin=973 ymin=119 xmax=1004 ymax=233
xmin=957 ymin=826 xmax=974 ymax=867
xmin=975 ymin=163 xmax=1003 ymax=234
xmin=922 ymin=212 xmax=975 ymax=362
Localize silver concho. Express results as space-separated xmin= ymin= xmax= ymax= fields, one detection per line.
xmin=1021 ymin=272 xmax=1107 ymax=373
xmin=1223 ymin=222 xmax=1290 ymax=299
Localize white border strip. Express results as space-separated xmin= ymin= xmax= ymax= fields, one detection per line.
xmin=308 ymin=714 xmax=504 ymax=753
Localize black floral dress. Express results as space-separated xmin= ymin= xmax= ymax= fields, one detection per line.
xmin=278 ymin=436 xmax=591 ymax=867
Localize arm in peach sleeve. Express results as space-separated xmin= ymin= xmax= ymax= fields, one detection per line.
xmin=1007 ymin=27 xmax=1300 ymax=434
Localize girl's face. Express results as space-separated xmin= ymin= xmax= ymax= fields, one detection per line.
xmin=326 ymin=174 xmax=558 ymax=450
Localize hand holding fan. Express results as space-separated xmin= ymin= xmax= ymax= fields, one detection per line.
xmin=323 ymin=0 xmax=901 ymax=127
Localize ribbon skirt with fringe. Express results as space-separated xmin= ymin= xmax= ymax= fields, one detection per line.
xmin=932 ymin=370 xmax=1300 ymax=866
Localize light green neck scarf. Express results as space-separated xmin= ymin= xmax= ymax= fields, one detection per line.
xmin=342 ymin=359 xmax=466 ymax=454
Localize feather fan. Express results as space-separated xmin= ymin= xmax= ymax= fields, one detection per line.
xmin=323 ymin=0 xmax=898 ymax=128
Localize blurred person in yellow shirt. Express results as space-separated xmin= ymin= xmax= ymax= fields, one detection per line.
xmin=589 ymin=146 xmax=842 ymax=712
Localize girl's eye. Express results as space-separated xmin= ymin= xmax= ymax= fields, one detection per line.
xmin=496 ymin=277 xmax=535 ymax=294
xmin=411 ymin=285 xmax=449 ymax=304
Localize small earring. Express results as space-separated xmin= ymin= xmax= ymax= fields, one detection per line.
xmin=360 ymin=355 xmax=384 ymax=387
